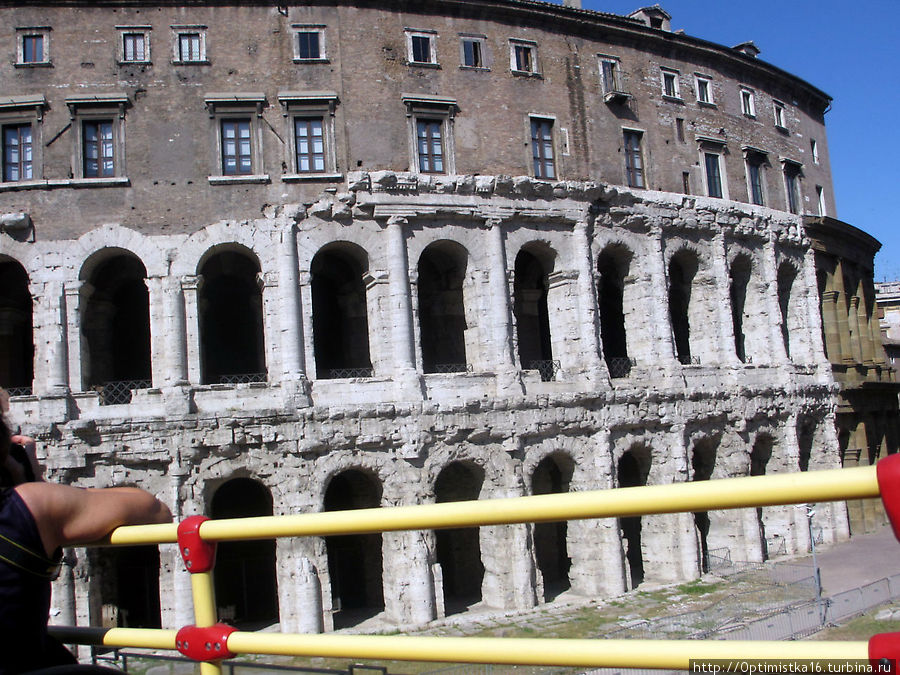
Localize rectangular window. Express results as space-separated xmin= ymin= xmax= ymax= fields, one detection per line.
xmin=122 ymin=33 xmax=147 ymax=62
xmin=22 ymin=35 xmax=44 ymax=63
xmin=83 ymin=120 xmax=115 ymax=178
xmin=773 ymin=100 xmax=786 ymax=129
xmin=599 ymin=57 xmax=627 ymax=101
xmin=741 ymin=88 xmax=755 ymax=117
xmin=747 ymin=157 xmax=765 ymax=206
xmin=784 ymin=165 xmax=800 ymax=214
xmin=675 ymin=117 xmax=685 ymax=143
xmin=411 ymin=35 xmax=432 ymax=64
xmin=623 ymin=130 xmax=644 ymax=188
xmin=2 ymin=124 xmax=33 ymax=182
xmin=297 ymin=31 xmax=320 ymax=60
xmin=530 ymin=118 xmax=555 ymax=179
xmin=695 ymin=75 xmax=713 ymax=104
xmin=294 ymin=117 xmax=325 ymax=173
xmin=705 ymin=152 xmax=723 ymax=198
xmin=816 ymin=185 xmax=826 ymax=216
xmin=461 ymin=38 xmax=483 ymax=68
xmin=682 ymin=171 xmax=691 ymax=195
xmin=221 ymin=119 xmax=253 ymax=175
xmin=811 ymin=139 xmax=819 ymax=164
xmin=514 ymin=44 xmax=534 ymax=72
xmin=416 ymin=119 xmax=444 ymax=173
xmin=178 ymin=33 xmax=202 ymax=62
xmin=662 ymin=69 xmax=680 ymax=98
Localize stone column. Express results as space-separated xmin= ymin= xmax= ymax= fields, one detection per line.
xmin=387 ymin=216 xmax=416 ymax=371
xmin=647 ymin=228 xmax=676 ymax=362
xmin=762 ymin=238 xmax=789 ymax=364
xmin=41 ymin=280 xmax=69 ymax=395
xmin=848 ymin=295 xmax=863 ymax=364
xmin=832 ymin=260 xmax=854 ymax=364
xmin=298 ymin=271 xmax=316 ymax=382
xmin=181 ymin=275 xmax=203 ymax=384
xmin=572 ymin=220 xmax=604 ymax=382
xmin=63 ymin=280 xmax=90 ymax=392
xmin=144 ymin=276 xmax=166 ymax=388
xmin=486 ymin=218 xmax=521 ymax=392
xmin=801 ymin=248 xmax=829 ymax=369
xmin=257 ymin=271 xmax=277 ymax=381
xmin=782 ymin=415 xmax=811 ymax=555
xmin=163 ymin=276 xmax=188 ymax=385
xmin=382 ymin=529 xmax=436 ymax=627
xmin=712 ymin=232 xmax=739 ymax=364
xmin=278 ymin=223 xmax=307 ymax=381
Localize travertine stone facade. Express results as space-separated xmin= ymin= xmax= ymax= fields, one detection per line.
xmin=0 ymin=0 xmax=858 ymax=634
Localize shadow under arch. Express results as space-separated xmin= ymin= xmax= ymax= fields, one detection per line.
xmin=514 ymin=243 xmax=555 ymax=380
xmin=597 ymin=243 xmax=633 ymax=375
xmin=530 ymin=451 xmax=574 ymax=601
xmin=418 ymin=240 xmax=469 ymax=373
xmin=617 ymin=444 xmax=651 ymax=589
xmin=0 ymin=258 xmax=33 ymax=393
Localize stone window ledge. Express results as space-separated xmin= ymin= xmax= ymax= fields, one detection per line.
xmin=662 ymin=94 xmax=685 ymax=103
xmin=14 ymin=62 xmax=52 ymax=69
xmin=282 ymin=172 xmax=343 ymax=182
xmin=208 ymin=174 xmax=270 ymax=185
xmin=0 ymin=177 xmax=130 ymax=192
xmin=293 ymin=58 xmax=330 ymax=64
xmin=172 ymin=59 xmax=211 ymax=66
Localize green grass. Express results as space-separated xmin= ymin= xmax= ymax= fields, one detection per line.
xmin=815 ymin=612 xmax=900 ymax=641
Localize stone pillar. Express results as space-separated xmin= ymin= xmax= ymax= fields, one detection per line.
xmin=298 ymin=271 xmax=316 ymax=381
xmin=712 ymin=232 xmax=739 ymax=364
xmin=572 ymin=220 xmax=604 ymax=382
xmin=486 ymin=218 xmax=521 ymax=392
xmin=387 ymin=216 xmax=416 ymax=371
xmin=258 ymin=271 xmax=277 ymax=381
xmin=382 ymin=530 xmax=435 ymax=627
xmin=820 ymin=288 xmax=842 ymax=362
xmin=647 ymin=228 xmax=676 ymax=363
xmin=848 ymin=295 xmax=863 ymax=364
xmin=63 ymin=280 xmax=90 ymax=392
xmin=762 ymin=238 xmax=789 ymax=364
xmin=278 ymin=223 xmax=307 ymax=381
xmin=181 ymin=275 xmax=203 ymax=384
xmin=41 ymin=281 xmax=69 ymax=395
xmin=782 ymin=415 xmax=811 ymax=555
xmin=163 ymin=276 xmax=188 ymax=385
xmin=801 ymin=248 xmax=828 ymax=369
xmin=832 ymin=260 xmax=854 ymax=364
xmin=145 ymin=276 xmax=166 ymax=388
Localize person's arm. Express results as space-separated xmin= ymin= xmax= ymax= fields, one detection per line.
xmin=15 ymin=482 xmax=172 ymax=556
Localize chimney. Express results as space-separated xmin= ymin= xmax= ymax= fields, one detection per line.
xmin=733 ymin=41 xmax=761 ymax=58
xmin=563 ymin=0 xmax=582 ymax=8
xmin=627 ymin=5 xmax=672 ymax=32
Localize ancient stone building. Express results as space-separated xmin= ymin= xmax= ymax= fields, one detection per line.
xmin=0 ymin=0 xmax=858 ymax=634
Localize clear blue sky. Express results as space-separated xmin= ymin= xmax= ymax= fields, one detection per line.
xmin=570 ymin=0 xmax=900 ymax=281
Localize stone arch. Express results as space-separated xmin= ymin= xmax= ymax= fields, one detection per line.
xmin=729 ymin=253 xmax=751 ymax=363
xmin=66 ymin=224 xmax=170 ymax=279
xmin=0 ymin=257 xmax=33 ymax=394
xmin=418 ymin=240 xmax=469 ymax=373
xmin=513 ymin=242 xmax=555 ymax=380
xmin=597 ymin=243 xmax=633 ymax=376
xmin=777 ymin=261 xmax=799 ymax=360
xmin=690 ymin=435 xmax=720 ymax=572
xmin=667 ymin=247 xmax=700 ymax=364
xmin=198 ymin=245 xmax=266 ymax=384
xmin=209 ymin=477 xmax=279 ymax=629
xmin=434 ymin=459 xmax=485 ymax=615
xmin=80 ymin=249 xmax=151 ymax=400
xmin=616 ymin=443 xmax=651 ymax=589
xmin=310 ymin=242 xmax=372 ymax=379
xmin=323 ymin=468 xmax=384 ymax=628
xmin=529 ymin=451 xmax=574 ymax=601
xmin=750 ymin=433 xmax=775 ymax=560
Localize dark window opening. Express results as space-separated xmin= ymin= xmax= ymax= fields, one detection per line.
xmin=675 ymin=117 xmax=685 ymax=143
xmin=777 ymin=263 xmax=797 ymax=359
xmin=324 ymin=470 xmax=384 ymax=628
xmin=750 ymin=435 xmax=773 ymax=561
xmin=597 ymin=246 xmax=631 ymax=376
xmin=531 ymin=453 xmax=574 ymax=601
xmin=89 ymin=546 xmax=161 ymax=630
xmin=705 ymin=152 xmax=722 ymax=198
xmin=435 ymin=461 xmax=485 ymax=615
xmin=199 ymin=250 xmax=266 ymax=385
xmin=784 ymin=166 xmax=801 ymax=214
xmin=747 ymin=156 xmax=765 ymax=206
xmin=513 ymin=249 xmax=553 ymax=380
xmin=462 ymin=39 xmax=482 ymax=68
xmin=0 ymin=261 xmax=33 ymax=394
xmin=411 ymin=35 xmax=431 ymax=63
xmin=618 ymin=445 xmax=651 ymax=589
xmin=691 ymin=440 xmax=718 ymax=573
xmin=798 ymin=421 xmax=814 ymax=472
xmin=418 ymin=242 xmax=468 ymax=373
xmin=682 ymin=171 xmax=690 ymax=194
xmin=83 ymin=255 xmax=151 ymax=401
xmin=22 ymin=35 xmax=44 ymax=63
xmin=668 ymin=251 xmax=697 ymax=364
xmin=514 ymin=44 xmax=534 ymax=72
xmin=311 ymin=247 xmax=372 ymax=379
xmin=297 ymin=31 xmax=321 ymax=59
xmin=730 ymin=255 xmax=751 ymax=363
xmin=211 ymin=478 xmax=278 ymax=630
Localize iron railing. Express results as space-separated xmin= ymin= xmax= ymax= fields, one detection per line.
xmin=606 ymin=356 xmax=635 ymax=379
xmin=324 ymin=367 xmax=374 ymax=379
xmin=525 ymin=360 xmax=560 ymax=382
xmin=217 ymin=373 xmax=267 ymax=385
xmin=98 ymin=379 xmax=152 ymax=406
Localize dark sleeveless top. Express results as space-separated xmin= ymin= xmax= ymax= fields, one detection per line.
xmin=0 ymin=488 xmax=67 ymax=674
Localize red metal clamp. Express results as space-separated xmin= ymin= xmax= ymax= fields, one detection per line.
xmin=877 ymin=453 xmax=900 ymax=543
xmin=175 ymin=623 xmax=237 ymax=661
xmin=869 ymin=632 xmax=898 ymax=674
xmin=177 ymin=515 xmax=216 ymax=573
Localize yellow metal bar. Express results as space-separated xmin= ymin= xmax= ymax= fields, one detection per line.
xmin=225 ymin=633 xmax=870 ymax=669
xmin=189 ymin=570 xmax=222 ymax=675
xmin=101 ymin=627 xmax=179 ymax=650
xmin=106 ymin=464 xmax=880 ymax=545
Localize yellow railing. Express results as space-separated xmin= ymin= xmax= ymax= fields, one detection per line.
xmin=49 ymin=455 xmax=900 ymax=673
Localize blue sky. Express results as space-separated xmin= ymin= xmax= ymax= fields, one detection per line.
xmin=571 ymin=0 xmax=900 ymax=281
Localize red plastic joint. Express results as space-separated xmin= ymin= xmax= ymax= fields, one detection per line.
xmin=177 ymin=515 xmax=216 ymax=573
xmin=175 ymin=623 xmax=237 ymax=661
xmin=877 ymin=453 xmax=900 ymax=543
xmin=869 ymin=632 xmax=899 ymax=674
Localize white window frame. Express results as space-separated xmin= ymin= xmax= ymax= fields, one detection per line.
xmin=509 ymin=39 xmax=540 ymax=76
xmin=292 ymin=25 xmax=327 ymax=63
xmin=117 ymin=26 xmax=151 ymax=64
xmin=694 ymin=73 xmax=714 ymax=106
xmin=66 ymin=94 xmax=129 ymax=183
xmin=740 ymin=87 xmax=756 ymax=117
xmin=773 ymin=100 xmax=787 ymax=130
xmin=205 ymin=93 xmax=268 ymax=184
xmin=661 ymin=67 xmax=681 ymax=100
xmin=403 ymin=94 xmax=457 ymax=175
xmin=172 ymin=25 xmax=208 ymax=64
xmin=810 ymin=139 xmax=819 ymax=165
xmin=459 ymin=34 xmax=488 ymax=70
xmin=15 ymin=27 xmax=51 ymax=67
xmin=780 ymin=157 xmax=803 ymax=215
xmin=0 ymin=95 xmax=46 ymax=186
xmin=278 ymin=91 xmax=340 ymax=180
xmin=697 ymin=136 xmax=728 ymax=200
xmin=816 ymin=185 xmax=826 ymax=217
xmin=599 ymin=54 xmax=628 ymax=101
xmin=528 ymin=114 xmax=557 ymax=180
xmin=405 ymin=29 xmax=438 ymax=66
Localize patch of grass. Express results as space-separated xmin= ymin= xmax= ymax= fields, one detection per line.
xmin=677 ymin=580 xmax=723 ymax=596
xmin=815 ymin=612 xmax=900 ymax=641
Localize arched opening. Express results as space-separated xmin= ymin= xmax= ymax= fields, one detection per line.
xmin=798 ymin=419 xmax=815 ymax=472
xmin=82 ymin=253 xmax=151 ymax=404
xmin=691 ymin=439 xmax=718 ymax=573
xmin=514 ymin=248 xmax=553 ymax=380
xmin=531 ymin=453 xmax=574 ymax=601
xmin=418 ymin=241 xmax=468 ymax=373
xmin=210 ymin=478 xmax=278 ymax=629
xmin=434 ymin=461 xmax=484 ymax=614
xmin=617 ymin=445 xmax=651 ymax=589
xmin=750 ymin=435 xmax=774 ymax=561
xmin=311 ymin=246 xmax=372 ymax=379
xmin=597 ymin=245 xmax=632 ymax=377
xmin=668 ymin=250 xmax=698 ymax=364
xmin=777 ymin=263 xmax=798 ymax=359
xmin=323 ymin=469 xmax=384 ymax=628
xmin=729 ymin=255 xmax=751 ymax=363
xmin=816 ymin=266 xmax=830 ymax=360
xmin=199 ymin=249 xmax=266 ymax=384
xmin=0 ymin=260 xmax=33 ymax=395
xmin=89 ymin=545 xmax=161 ymax=629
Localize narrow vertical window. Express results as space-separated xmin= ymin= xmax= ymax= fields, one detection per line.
xmin=512 ymin=43 xmax=536 ymax=73
xmin=416 ymin=119 xmax=444 ymax=173
xmin=682 ymin=171 xmax=690 ymax=195
xmin=295 ymin=117 xmax=325 ymax=173
xmin=695 ymin=76 xmax=712 ymax=104
xmin=741 ymin=89 xmax=755 ymax=117
xmin=747 ymin=159 xmax=764 ymax=206
xmin=705 ymin=152 xmax=722 ymax=198
xmin=601 ymin=60 xmax=619 ymax=93
xmin=530 ymin=118 xmax=555 ymax=180
xmin=784 ymin=164 xmax=801 ymax=214
xmin=816 ymin=185 xmax=826 ymax=216
xmin=810 ymin=139 xmax=819 ymax=164
xmin=623 ymin=130 xmax=644 ymax=189
xmin=661 ymin=69 xmax=680 ymax=98
xmin=675 ymin=117 xmax=685 ymax=143
xmin=461 ymin=38 xmax=482 ymax=68
xmin=773 ymin=101 xmax=786 ymax=129
xmin=83 ymin=120 xmax=115 ymax=178
xmin=2 ymin=124 xmax=33 ymax=182
xmin=22 ymin=35 xmax=44 ymax=63
xmin=297 ymin=31 xmax=321 ymax=60
xmin=123 ymin=33 xmax=146 ymax=62
xmin=221 ymin=119 xmax=252 ymax=175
